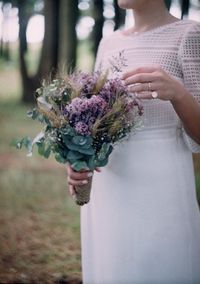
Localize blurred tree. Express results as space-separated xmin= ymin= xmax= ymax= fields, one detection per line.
xmin=113 ymin=0 xmax=126 ymax=30
xmin=165 ymin=0 xmax=172 ymax=9
xmin=15 ymin=0 xmax=43 ymax=102
xmin=0 ymin=2 xmax=12 ymax=61
xmin=1 ymin=0 xmax=79 ymax=102
xmin=180 ymin=0 xmax=190 ymax=18
xmin=37 ymin=0 xmax=60 ymax=78
xmin=91 ymin=0 xmax=104 ymax=56
xmin=58 ymin=0 xmax=79 ymax=71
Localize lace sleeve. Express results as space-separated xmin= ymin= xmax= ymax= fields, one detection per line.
xmin=178 ymin=21 xmax=200 ymax=153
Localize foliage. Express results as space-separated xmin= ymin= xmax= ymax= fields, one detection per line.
xmin=13 ymin=71 xmax=143 ymax=173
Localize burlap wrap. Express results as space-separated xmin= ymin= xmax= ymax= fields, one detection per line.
xmin=74 ymin=176 xmax=93 ymax=206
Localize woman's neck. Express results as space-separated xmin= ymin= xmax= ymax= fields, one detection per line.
xmin=132 ymin=1 xmax=177 ymax=33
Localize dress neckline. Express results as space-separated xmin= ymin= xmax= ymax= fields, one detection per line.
xmin=118 ymin=19 xmax=185 ymax=38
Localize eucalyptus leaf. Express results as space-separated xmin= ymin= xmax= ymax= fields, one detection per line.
xmin=61 ymin=135 xmax=73 ymax=148
xmin=60 ymin=126 xmax=75 ymax=136
xmin=55 ymin=153 xmax=67 ymax=164
xmin=72 ymin=135 xmax=92 ymax=147
xmin=44 ymin=145 xmax=51 ymax=159
xmin=37 ymin=141 xmax=45 ymax=156
xmin=98 ymin=143 xmax=113 ymax=160
xmin=96 ymin=157 xmax=109 ymax=167
xmin=67 ymin=150 xmax=84 ymax=161
xmin=27 ymin=108 xmax=39 ymax=120
xmin=88 ymin=156 xmax=95 ymax=170
xmin=77 ymin=147 xmax=94 ymax=155
xmin=72 ymin=161 xmax=88 ymax=171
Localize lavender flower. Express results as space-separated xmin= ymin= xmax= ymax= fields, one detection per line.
xmin=75 ymin=122 xmax=90 ymax=135
xmin=98 ymin=78 xmax=128 ymax=103
xmin=64 ymin=95 xmax=108 ymax=135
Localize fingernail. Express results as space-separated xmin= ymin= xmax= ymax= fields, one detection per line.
xmin=87 ymin=172 xmax=93 ymax=177
xmin=82 ymin=180 xmax=88 ymax=185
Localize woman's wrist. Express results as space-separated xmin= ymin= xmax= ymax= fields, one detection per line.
xmin=170 ymin=84 xmax=188 ymax=105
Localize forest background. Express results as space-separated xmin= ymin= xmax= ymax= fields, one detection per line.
xmin=0 ymin=0 xmax=199 ymax=283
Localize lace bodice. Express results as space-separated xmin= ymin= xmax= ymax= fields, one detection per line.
xmin=95 ymin=20 xmax=200 ymax=152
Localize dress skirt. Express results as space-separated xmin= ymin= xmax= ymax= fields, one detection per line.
xmin=81 ymin=127 xmax=200 ymax=284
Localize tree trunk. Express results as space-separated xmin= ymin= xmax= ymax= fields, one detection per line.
xmin=38 ymin=0 xmax=60 ymax=78
xmin=58 ymin=0 xmax=79 ymax=71
xmin=17 ymin=0 xmax=36 ymax=103
xmin=91 ymin=0 xmax=104 ymax=57
xmin=165 ymin=0 xmax=172 ymax=10
xmin=113 ymin=0 xmax=126 ymax=30
xmin=180 ymin=0 xmax=190 ymax=18
xmin=17 ymin=0 xmax=60 ymax=103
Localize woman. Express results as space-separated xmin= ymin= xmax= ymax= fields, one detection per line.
xmin=67 ymin=0 xmax=200 ymax=283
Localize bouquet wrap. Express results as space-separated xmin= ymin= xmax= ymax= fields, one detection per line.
xmin=74 ymin=176 xmax=93 ymax=206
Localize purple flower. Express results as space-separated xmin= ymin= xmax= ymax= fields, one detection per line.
xmin=75 ymin=122 xmax=90 ymax=135
xmin=69 ymin=71 xmax=100 ymax=97
xmin=63 ymin=95 xmax=108 ymax=132
xmin=98 ymin=78 xmax=128 ymax=102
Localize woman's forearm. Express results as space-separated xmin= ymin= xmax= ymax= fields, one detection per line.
xmin=171 ymin=88 xmax=200 ymax=144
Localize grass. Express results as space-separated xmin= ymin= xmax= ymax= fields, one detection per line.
xmin=0 ymin=101 xmax=82 ymax=283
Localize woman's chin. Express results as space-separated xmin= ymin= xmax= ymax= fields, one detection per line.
xmin=117 ymin=0 xmax=134 ymax=9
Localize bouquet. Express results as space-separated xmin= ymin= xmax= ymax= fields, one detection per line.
xmin=14 ymin=70 xmax=143 ymax=205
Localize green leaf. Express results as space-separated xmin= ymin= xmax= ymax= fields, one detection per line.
xmin=44 ymin=145 xmax=51 ymax=159
xmin=67 ymin=150 xmax=84 ymax=161
xmin=55 ymin=153 xmax=67 ymax=164
xmin=95 ymin=157 xmax=109 ymax=167
xmin=37 ymin=141 xmax=45 ymax=156
xmin=71 ymin=161 xmax=88 ymax=171
xmin=60 ymin=126 xmax=75 ymax=136
xmin=27 ymin=108 xmax=39 ymax=120
xmin=61 ymin=134 xmax=72 ymax=147
xmin=88 ymin=156 xmax=95 ymax=170
xmin=72 ymin=135 xmax=92 ymax=147
xmin=77 ymin=147 xmax=94 ymax=155
xmin=98 ymin=143 xmax=113 ymax=161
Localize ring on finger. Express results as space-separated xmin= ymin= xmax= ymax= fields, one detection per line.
xmin=151 ymin=91 xmax=159 ymax=99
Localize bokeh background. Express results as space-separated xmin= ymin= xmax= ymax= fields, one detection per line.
xmin=0 ymin=0 xmax=199 ymax=283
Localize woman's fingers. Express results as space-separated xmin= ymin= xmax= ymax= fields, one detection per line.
xmin=69 ymin=184 xmax=76 ymax=196
xmin=68 ymin=177 xmax=89 ymax=186
xmin=135 ymin=91 xmax=158 ymax=100
xmin=66 ymin=164 xmax=101 ymax=198
xmin=128 ymin=82 xmax=157 ymax=93
xmin=122 ymin=65 xmax=161 ymax=80
xmin=124 ymin=73 xmax=155 ymax=85
xmin=67 ymin=164 xmax=93 ymax=180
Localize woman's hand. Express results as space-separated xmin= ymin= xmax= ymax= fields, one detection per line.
xmin=122 ymin=66 xmax=186 ymax=102
xmin=123 ymin=65 xmax=200 ymax=144
xmin=66 ymin=164 xmax=101 ymax=198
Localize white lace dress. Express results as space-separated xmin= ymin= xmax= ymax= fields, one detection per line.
xmin=81 ymin=20 xmax=200 ymax=284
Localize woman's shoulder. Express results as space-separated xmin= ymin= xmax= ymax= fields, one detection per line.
xmin=177 ymin=19 xmax=200 ymax=34
xmin=178 ymin=19 xmax=200 ymax=45
xmin=97 ymin=30 xmax=123 ymax=53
